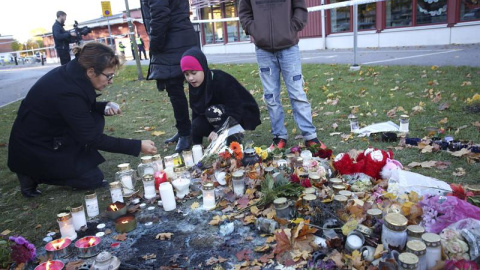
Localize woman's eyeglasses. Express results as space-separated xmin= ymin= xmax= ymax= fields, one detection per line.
xmin=101 ymin=72 xmax=115 ymax=81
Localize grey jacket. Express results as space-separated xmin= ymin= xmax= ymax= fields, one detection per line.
xmin=239 ymin=0 xmax=308 ymax=52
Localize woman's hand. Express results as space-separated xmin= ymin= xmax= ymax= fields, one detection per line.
xmin=208 ymin=131 xmax=218 ymax=142
xmin=104 ymin=102 xmax=122 ymax=116
xmin=141 ymin=140 xmax=157 ymax=154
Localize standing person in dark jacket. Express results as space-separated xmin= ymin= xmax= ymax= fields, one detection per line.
xmin=180 ymin=47 xmax=261 ymax=144
xmin=239 ymin=0 xmax=325 ymax=150
xmin=136 ymin=37 xmax=148 ymax=60
xmin=8 ymin=42 xmax=157 ymax=198
xmin=52 ymin=11 xmax=76 ymax=65
xmin=140 ymin=0 xmax=198 ymax=152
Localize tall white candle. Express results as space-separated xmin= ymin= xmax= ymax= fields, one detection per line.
xmin=159 ymin=182 xmax=176 ymax=211
xmin=57 ymin=212 xmax=77 ymax=240
xmin=192 ymin=145 xmax=203 ymax=164
xmin=203 ymin=193 xmax=216 ymax=210
xmin=71 ymin=205 xmax=87 ymax=231
xmin=144 ymin=185 xmax=156 ymax=199
xmin=164 ymin=167 xmax=175 ymax=180
xmin=85 ymin=192 xmax=99 ymax=218
xmin=121 ymin=175 xmax=133 ymax=195
xmin=109 ymin=182 xmax=124 ymax=203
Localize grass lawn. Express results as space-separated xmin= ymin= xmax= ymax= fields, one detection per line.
xmin=0 ymin=63 xmax=479 ymax=254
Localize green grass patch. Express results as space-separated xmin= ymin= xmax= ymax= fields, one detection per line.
xmin=0 ymin=64 xmax=478 ymax=247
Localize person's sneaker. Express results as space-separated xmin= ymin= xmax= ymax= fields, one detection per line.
xmin=270 ymin=137 xmax=287 ymax=150
xmin=305 ymin=138 xmax=326 ymax=149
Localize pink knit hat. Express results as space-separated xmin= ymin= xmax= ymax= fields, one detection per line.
xmin=180 ymin=55 xmax=203 ymax=72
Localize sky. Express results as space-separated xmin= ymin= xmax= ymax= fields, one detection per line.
xmin=0 ymin=0 xmax=141 ymax=42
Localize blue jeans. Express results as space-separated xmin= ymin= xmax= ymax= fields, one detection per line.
xmin=255 ymin=45 xmax=317 ymax=141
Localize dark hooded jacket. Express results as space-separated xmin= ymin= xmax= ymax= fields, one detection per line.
xmin=52 ymin=20 xmax=72 ymax=50
xmin=183 ymin=48 xmax=261 ymax=131
xmin=140 ymin=0 xmax=198 ymax=80
xmin=8 ymin=59 xmax=141 ymax=180
xmin=239 ymin=0 xmax=308 ymax=52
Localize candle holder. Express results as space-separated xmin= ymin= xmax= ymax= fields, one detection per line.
xmin=182 ymin=150 xmax=195 ymax=168
xmin=109 ymin=181 xmax=124 ymax=203
xmin=34 ymin=260 xmax=65 ymax=270
xmin=348 ymin=115 xmax=359 ymax=133
xmin=159 ymin=182 xmax=176 ymax=211
xmin=91 ymin=251 xmax=121 ymax=270
xmin=71 ymin=204 xmax=87 ymax=231
xmin=115 ymin=163 xmax=136 ymax=197
xmin=202 ymin=182 xmax=216 ymax=210
xmin=106 ymin=202 xmax=127 ymax=220
xmin=114 ymin=214 xmax=137 ymax=233
xmin=45 ymin=238 xmax=72 ymax=260
xmin=399 ymin=114 xmax=410 ymax=133
xmin=172 ymin=177 xmax=191 ymax=199
xmin=75 ymin=236 xmax=101 ymax=258
xmin=138 ymin=156 xmax=155 ymax=178
xmin=164 ymin=155 xmax=175 ymax=169
xmin=57 ymin=211 xmax=77 ymax=240
xmin=232 ymin=170 xmax=245 ymax=197
xmin=142 ymin=174 xmax=156 ymax=200
xmin=152 ymin=154 xmax=164 ymax=172
xmin=172 ymin=153 xmax=184 ymax=167
xmin=345 ymin=230 xmax=365 ymax=253
xmin=85 ymin=191 xmax=99 ymax=218
xmin=192 ymin=144 xmax=204 ymax=164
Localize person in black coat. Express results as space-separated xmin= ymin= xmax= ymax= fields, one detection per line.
xmin=8 ymin=42 xmax=157 ymax=198
xmin=140 ymin=0 xmax=198 ymax=152
xmin=180 ymin=48 xmax=261 ymax=144
xmin=52 ymin=11 xmax=76 ymax=65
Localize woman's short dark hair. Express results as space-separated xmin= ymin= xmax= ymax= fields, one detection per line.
xmin=72 ymin=42 xmax=120 ymax=75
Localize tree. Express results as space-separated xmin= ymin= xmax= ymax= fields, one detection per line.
xmin=11 ymin=40 xmax=23 ymax=51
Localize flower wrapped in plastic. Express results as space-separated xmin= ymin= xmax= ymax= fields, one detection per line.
xmin=441 ymin=227 xmax=471 ymax=260
xmin=7 ymin=235 xmax=36 ymax=265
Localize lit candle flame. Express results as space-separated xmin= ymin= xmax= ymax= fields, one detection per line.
xmin=87 ymin=237 xmax=96 ymax=247
xmin=110 ymin=204 xmax=119 ymax=211
xmin=52 ymin=239 xmax=65 ymax=250
xmin=46 ymin=261 xmax=52 ymax=270
xmin=121 ymin=220 xmax=128 ymax=224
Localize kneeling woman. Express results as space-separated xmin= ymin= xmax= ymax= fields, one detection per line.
xmin=180 ymin=48 xmax=261 ymax=144
xmin=8 ymin=42 xmax=157 ymax=197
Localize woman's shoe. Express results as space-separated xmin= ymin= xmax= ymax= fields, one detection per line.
xmin=17 ymin=174 xmax=41 ymax=198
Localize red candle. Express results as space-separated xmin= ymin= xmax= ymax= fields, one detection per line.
xmin=45 ymin=238 xmax=71 ymax=251
xmin=75 ymin=236 xmax=100 ymax=248
xmin=34 ymin=260 xmax=64 ymax=270
xmin=154 ymin=171 xmax=167 ymax=191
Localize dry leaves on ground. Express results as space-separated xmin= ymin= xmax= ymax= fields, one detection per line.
xmin=453 ymin=168 xmax=466 ymax=177
xmin=155 ymin=232 xmax=173 ymax=240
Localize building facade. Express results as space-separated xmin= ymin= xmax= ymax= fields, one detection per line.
xmin=191 ymin=0 xmax=480 ymax=54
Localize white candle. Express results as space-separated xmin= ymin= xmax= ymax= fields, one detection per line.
xmin=71 ymin=205 xmax=87 ymax=231
xmin=144 ymin=167 xmax=155 ymax=176
xmin=347 ymin=234 xmax=363 ymax=250
xmin=172 ymin=178 xmax=191 ymax=199
xmin=203 ymin=193 xmax=216 ymax=210
xmin=85 ymin=193 xmax=99 ymax=218
xmin=164 ymin=167 xmax=175 ymax=180
xmin=121 ymin=175 xmax=133 ymax=195
xmin=159 ymin=182 xmax=176 ymax=211
xmin=144 ymin=185 xmax=156 ymax=199
xmin=192 ymin=145 xmax=203 ymax=164
xmin=184 ymin=155 xmax=195 ymax=167
xmin=109 ymin=182 xmax=124 ymax=203
xmin=233 ymin=180 xmax=245 ymax=196
xmin=57 ymin=212 xmax=77 ymax=240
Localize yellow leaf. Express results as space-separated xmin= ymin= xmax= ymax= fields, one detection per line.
xmin=287 ymin=109 xmax=292 ymax=114
xmin=266 ymin=236 xmax=276 ymax=243
xmin=292 ymin=128 xmax=297 ymax=134
xmin=341 ymin=220 xmax=358 ymax=236
xmin=401 ymin=201 xmax=414 ymax=216
xmin=290 ymin=218 xmax=304 ymax=224
xmin=250 ymin=206 xmax=260 ymax=215
xmin=209 ymin=215 xmax=222 ymax=226
xmin=438 ymin=117 xmax=448 ymax=125
xmin=1 ymin=229 xmax=11 ymax=236
xmin=190 ymin=202 xmax=200 ymax=210
xmin=35 ymin=224 xmax=42 ymax=230
xmin=155 ymin=232 xmax=173 ymax=240
xmin=431 ymin=65 xmax=438 ymax=70
xmin=151 ymin=131 xmax=166 ymax=136
xmin=253 ymin=244 xmax=270 ymax=252
xmin=244 ymin=215 xmax=256 ymax=225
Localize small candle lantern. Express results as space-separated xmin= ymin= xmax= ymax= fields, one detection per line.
xmin=114 ymin=214 xmax=137 ymax=233
xmin=332 ymin=184 xmax=346 ymax=194
xmin=138 ymin=156 xmax=155 ymax=178
xmin=407 ymin=225 xmax=425 ymax=242
xmin=75 ymin=236 xmax=101 ymax=258
xmin=303 ymin=187 xmax=316 ymax=195
xmin=159 ymin=182 xmax=176 ymax=211
xmin=264 ymin=166 xmax=274 ymax=176
xmin=349 ymin=115 xmax=359 ymax=133
xmin=398 ymin=252 xmax=419 ymax=270
xmin=202 ymin=182 xmax=216 ymax=210
xmin=163 ymin=155 xmax=175 ymax=169
xmin=382 ymin=213 xmax=408 ymax=251
xmin=406 ymin=240 xmax=427 ymax=270
xmin=182 ymin=150 xmax=195 ymax=168
xmin=345 ymin=230 xmax=365 ymax=252
xmin=399 ymin=114 xmax=410 ymax=133
xmin=109 ymin=181 xmax=124 ymax=203
xmin=232 ymin=171 xmax=245 ymax=197
xmin=71 ymin=204 xmax=87 ymax=231
xmin=154 ymin=171 xmax=167 ymax=192
xmin=329 ymin=177 xmax=343 ymax=187
xmin=172 ymin=153 xmax=184 ymax=167
xmin=422 ymin=232 xmax=442 ymax=269
xmin=45 ymin=238 xmax=72 ymax=260
xmin=303 ymin=193 xmax=317 ymax=208
xmin=85 ymin=191 xmax=99 ymax=218
xmin=339 ymin=190 xmax=353 ymax=198
xmin=142 ymin=174 xmax=156 ymax=199
xmin=273 ymin=153 xmax=283 ymax=167
xmin=300 ymin=150 xmax=312 ymax=161
xmin=57 ymin=211 xmax=77 ymax=240
xmin=192 ymin=144 xmax=204 ymax=164
xmin=34 ymin=260 xmax=64 ymax=270
xmin=277 ymin=159 xmax=288 ymax=170
xmin=274 ymin=197 xmax=292 ymax=220
xmin=106 ymin=202 xmax=127 ymax=220
xmin=152 ymin=154 xmax=163 ymax=172
xmin=91 ymin=251 xmax=121 ymax=270
xmin=115 ymin=163 xmax=135 ymax=196
xmin=172 ymin=177 xmax=191 ymax=199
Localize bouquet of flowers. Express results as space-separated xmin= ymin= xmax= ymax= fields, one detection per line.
xmin=5 ymin=235 xmax=36 ymax=266
xmin=440 ymin=228 xmax=470 ymax=260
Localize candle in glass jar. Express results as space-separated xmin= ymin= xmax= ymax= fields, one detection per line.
xmin=85 ymin=191 xmax=99 ymax=218
xmin=121 ymin=174 xmax=133 ymax=195
xmin=152 ymin=154 xmax=163 ymax=172
xmin=115 ymin=163 xmax=135 ymax=196
xmin=57 ymin=211 xmax=77 ymax=240
xmin=172 ymin=178 xmax=191 ymax=199
xmin=202 ymin=182 xmax=216 ymax=210
xmin=164 ymin=155 xmax=175 ymax=169
xmin=109 ymin=181 xmax=124 ymax=203
xmin=142 ymin=174 xmax=156 ymax=200
xmin=159 ymin=182 xmax=176 ymax=211
xmin=346 ymin=232 xmax=364 ymax=251
xmin=182 ymin=150 xmax=195 ymax=167
xmin=70 ymin=204 xmax=87 ymax=231
xmin=399 ymin=115 xmax=410 ymax=133
xmin=192 ymin=144 xmax=203 ymax=164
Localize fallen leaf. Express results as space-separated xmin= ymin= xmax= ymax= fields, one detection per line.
xmin=461 ymin=81 xmax=472 ymax=86
xmin=243 ymin=215 xmax=256 ymax=225
xmin=235 ymin=249 xmax=251 ymax=261
xmin=273 ymin=229 xmax=292 ymax=256
xmin=114 ymin=233 xmax=128 ymax=241
xmin=35 ymin=224 xmax=42 ymax=230
xmin=209 ymin=215 xmax=222 ymax=226
xmin=438 ymin=117 xmax=448 ymax=125
xmin=1 ymin=229 xmax=11 ymax=236
xmin=455 ymin=125 xmax=468 ymax=135
xmin=258 ymin=252 xmax=274 ymax=263
xmin=250 ymin=206 xmax=260 ymax=216
xmin=151 ymin=131 xmax=166 ymax=136
xmin=451 ymin=148 xmax=471 ymax=157
xmin=328 ymin=249 xmax=345 ymax=268
xmin=386 ymin=107 xmax=397 ymax=118
xmin=434 ymin=161 xmax=451 ymax=170
xmin=254 ymin=244 xmax=271 ymax=252
xmin=407 ymin=161 xmax=438 ymax=168
xmin=144 ymin=126 xmax=155 ymax=131
xmin=190 ymin=202 xmax=200 ymax=210
xmin=155 ymin=232 xmax=173 ymax=240
xmin=105 ymin=229 xmax=112 ymax=235
xmin=438 ymin=102 xmax=450 ymax=111
xmin=65 ymin=260 xmax=85 ymax=270
xmin=266 ymin=236 xmax=276 ymax=243
xmin=453 ymin=167 xmax=466 ymax=177
xmin=237 ymin=196 xmax=250 ymax=209
xmin=142 ymin=253 xmax=156 ymax=260
xmin=332 ymin=123 xmax=338 ymax=131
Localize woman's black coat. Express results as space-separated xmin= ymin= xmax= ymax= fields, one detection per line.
xmin=8 ymin=59 xmax=141 ymax=180
xmin=140 ymin=0 xmax=198 ymax=80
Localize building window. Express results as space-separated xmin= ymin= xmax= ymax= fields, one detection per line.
xmin=358 ymin=3 xmax=376 ymax=30
xmin=330 ymin=0 xmax=351 ymax=33
xmin=416 ymin=0 xmax=447 ymax=25
xmin=213 ymin=6 xmax=224 ymax=43
xmin=201 ymin=7 xmax=214 ymax=44
xmin=225 ymin=2 xmax=239 ymax=42
xmin=200 ymin=1 xmax=249 ymax=44
xmin=386 ymin=0 xmax=412 ymax=27
xmin=460 ymin=0 xmax=480 ymax=21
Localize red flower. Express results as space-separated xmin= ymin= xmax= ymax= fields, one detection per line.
xmin=230 ymin=141 xmax=242 ymax=154
xmin=290 ymin=174 xmax=300 ymax=183
xmin=314 ymin=149 xmax=333 ymax=159
xmin=301 ymin=178 xmax=312 ymax=188
xmin=290 ymin=146 xmax=301 ymax=154
xmin=448 ymin=184 xmax=474 ymax=201
xmin=445 ymin=259 xmax=479 ymax=270
xmin=219 ymin=150 xmax=232 ymax=160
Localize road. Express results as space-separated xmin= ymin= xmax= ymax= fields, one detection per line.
xmin=1 ymin=44 xmax=479 ymax=108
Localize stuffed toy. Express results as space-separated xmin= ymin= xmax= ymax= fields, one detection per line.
xmin=333 ymin=148 xmax=394 ymax=179
xmin=380 ymin=158 xmax=403 ymax=180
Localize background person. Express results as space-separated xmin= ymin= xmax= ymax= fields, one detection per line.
xmin=136 ymin=37 xmax=148 ymax=60
xmin=8 ymin=42 xmax=157 ymax=198
xmin=180 ymin=47 xmax=261 ymax=145
xmin=52 ymin=10 xmax=76 ymax=65
xmin=140 ymin=0 xmax=198 ymax=152
xmin=239 ymin=0 xmax=325 ymax=150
